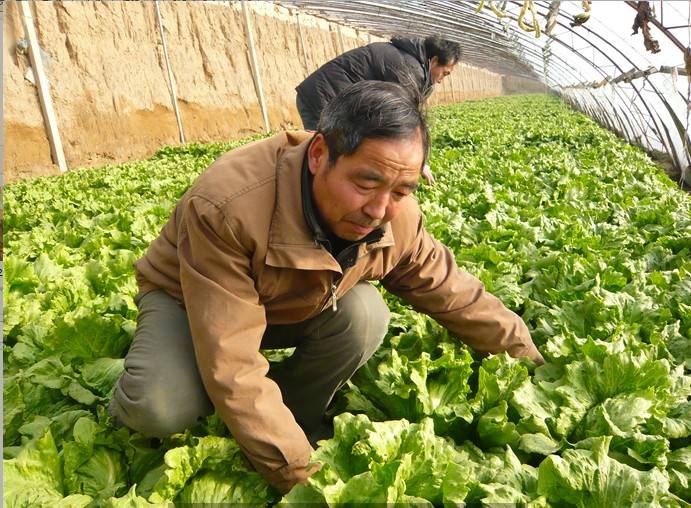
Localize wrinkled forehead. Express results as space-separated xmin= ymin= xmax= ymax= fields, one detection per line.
xmin=345 ymin=134 xmax=425 ymax=175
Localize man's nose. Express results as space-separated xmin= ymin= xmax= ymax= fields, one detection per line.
xmin=363 ymin=193 xmax=389 ymax=221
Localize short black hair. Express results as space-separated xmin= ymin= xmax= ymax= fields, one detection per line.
xmin=424 ymin=36 xmax=461 ymax=65
xmin=317 ymin=80 xmax=429 ymax=167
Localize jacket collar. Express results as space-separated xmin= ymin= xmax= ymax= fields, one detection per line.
xmin=300 ymin=151 xmax=330 ymax=248
xmin=266 ymin=133 xmax=394 ymax=271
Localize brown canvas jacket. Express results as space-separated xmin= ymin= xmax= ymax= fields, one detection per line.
xmin=134 ymin=131 xmax=543 ymax=492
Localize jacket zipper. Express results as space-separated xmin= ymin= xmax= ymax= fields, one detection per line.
xmin=331 ymin=282 xmax=338 ymax=311
xmin=327 ymin=272 xmax=343 ymax=312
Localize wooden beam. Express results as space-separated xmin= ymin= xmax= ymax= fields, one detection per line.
xmin=19 ymin=1 xmax=67 ymax=172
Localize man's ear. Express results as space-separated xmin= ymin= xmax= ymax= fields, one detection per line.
xmin=429 ymin=55 xmax=439 ymax=68
xmin=307 ymin=134 xmax=329 ymax=176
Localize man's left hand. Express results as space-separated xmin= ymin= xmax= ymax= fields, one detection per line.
xmin=422 ymin=164 xmax=435 ymax=185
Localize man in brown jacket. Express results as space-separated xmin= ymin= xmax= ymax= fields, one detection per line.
xmin=110 ymin=81 xmax=543 ymax=493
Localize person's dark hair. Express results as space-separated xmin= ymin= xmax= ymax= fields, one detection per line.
xmin=317 ymin=80 xmax=429 ymax=167
xmin=424 ymin=35 xmax=461 ymax=65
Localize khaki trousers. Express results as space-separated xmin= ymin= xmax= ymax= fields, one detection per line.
xmin=109 ymin=282 xmax=389 ymax=445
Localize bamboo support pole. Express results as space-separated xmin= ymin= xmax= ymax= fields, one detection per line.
xmin=155 ymin=0 xmax=185 ymax=144
xmin=242 ymin=0 xmax=270 ymax=133
xmin=1 ymin=1 xmax=4 ymax=186
xmin=19 ymin=1 xmax=67 ymax=172
xmin=296 ymin=11 xmax=310 ymax=75
xmin=337 ymin=23 xmax=345 ymax=53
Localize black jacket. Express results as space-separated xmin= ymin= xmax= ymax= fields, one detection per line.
xmin=295 ymin=36 xmax=433 ymax=121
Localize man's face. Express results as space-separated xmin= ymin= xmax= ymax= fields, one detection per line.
xmin=308 ymin=131 xmax=424 ymax=241
xmin=430 ymin=56 xmax=457 ymax=84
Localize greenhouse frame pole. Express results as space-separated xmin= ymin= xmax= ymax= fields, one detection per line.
xmin=288 ymin=2 xmax=538 ymax=77
xmin=285 ymin=0 xmax=675 ymax=161
xmin=242 ymin=0 xmax=271 ymax=133
xmin=155 ymin=0 xmax=186 ymax=144
xmin=308 ymin=2 xmax=664 ymax=144
xmin=19 ymin=1 xmax=67 ymax=173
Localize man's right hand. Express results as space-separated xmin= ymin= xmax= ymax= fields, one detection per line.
xmin=268 ymin=457 xmax=321 ymax=494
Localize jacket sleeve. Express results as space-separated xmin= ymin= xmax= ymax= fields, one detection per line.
xmin=177 ymin=196 xmax=315 ymax=493
xmin=382 ymin=208 xmax=543 ymax=364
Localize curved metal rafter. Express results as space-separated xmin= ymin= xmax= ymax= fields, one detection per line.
xmin=542 ymin=41 xmax=653 ymax=150
xmin=494 ymin=0 xmax=682 ymax=168
xmin=277 ymin=0 xmax=544 ymax=79
xmin=275 ymin=0 xmax=688 ymax=172
xmin=497 ymin=5 xmax=653 ymax=146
